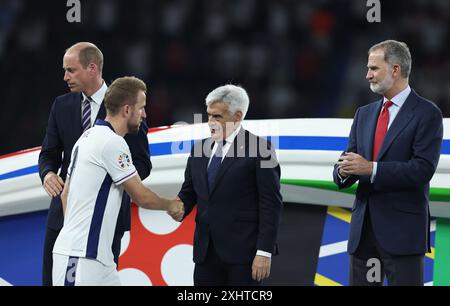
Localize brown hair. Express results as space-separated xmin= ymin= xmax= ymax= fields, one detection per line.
xmin=78 ymin=45 xmax=104 ymax=73
xmin=104 ymin=77 xmax=147 ymax=116
xmin=369 ymin=40 xmax=412 ymax=78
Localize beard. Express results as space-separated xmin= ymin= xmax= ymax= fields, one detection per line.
xmin=369 ymin=74 xmax=395 ymax=95
xmin=127 ymin=121 xmax=141 ymax=134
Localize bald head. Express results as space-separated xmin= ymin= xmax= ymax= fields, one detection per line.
xmin=63 ymin=42 xmax=104 ymax=96
xmin=66 ymin=42 xmax=104 ymax=73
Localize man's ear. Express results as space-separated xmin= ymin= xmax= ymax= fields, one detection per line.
xmin=392 ymin=64 xmax=401 ymax=78
xmin=234 ymin=111 xmax=243 ymax=122
xmin=122 ymin=104 xmax=132 ymax=117
xmin=88 ymin=63 xmax=97 ymax=74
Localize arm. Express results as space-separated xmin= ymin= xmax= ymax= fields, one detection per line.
xmin=103 ymin=136 xmax=181 ymax=217
xmin=38 ymin=99 xmax=65 ymax=196
xmin=124 ymin=120 xmax=152 ymax=180
xmin=122 ymin=175 xmax=183 ymax=217
xmin=333 ymin=108 xmax=360 ymax=189
xmin=177 ymin=145 xmax=198 ymax=219
xmin=253 ymin=140 xmax=283 ymax=281
xmin=255 ymin=141 xmax=282 ymax=254
xmin=373 ymin=108 xmax=443 ymax=191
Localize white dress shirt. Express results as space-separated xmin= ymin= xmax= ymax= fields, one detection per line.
xmin=209 ymin=125 xmax=272 ymax=259
xmin=209 ymin=125 xmax=242 ymax=165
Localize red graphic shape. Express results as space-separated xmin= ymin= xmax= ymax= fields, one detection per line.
xmin=118 ymin=204 xmax=196 ymax=286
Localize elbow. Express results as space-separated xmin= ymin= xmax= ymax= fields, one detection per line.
xmin=413 ymin=161 xmax=437 ymax=186
xmin=135 ymin=162 xmax=151 ymax=180
xmin=415 ymin=170 xmax=435 ymax=187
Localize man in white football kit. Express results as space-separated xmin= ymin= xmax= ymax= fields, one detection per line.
xmin=53 ymin=77 xmax=184 ymax=286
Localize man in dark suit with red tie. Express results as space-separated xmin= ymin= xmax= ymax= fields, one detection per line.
xmin=333 ymin=40 xmax=443 ymax=286
xmin=38 ymin=42 xmax=151 ymax=286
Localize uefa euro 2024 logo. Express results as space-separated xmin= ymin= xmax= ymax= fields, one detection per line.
xmin=118 ymin=153 xmax=131 ymax=170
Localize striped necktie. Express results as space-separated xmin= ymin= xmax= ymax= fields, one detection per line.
xmin=82 ymin=96 xmax=92 ymax=132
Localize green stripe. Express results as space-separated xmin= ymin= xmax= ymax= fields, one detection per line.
xmin=281 ymin=178 xmax=450 ymax=285
xmin=434 ymin=218 xmax=450 ymax=285
xmin=281 ymin=179 xmax=450 ymax=202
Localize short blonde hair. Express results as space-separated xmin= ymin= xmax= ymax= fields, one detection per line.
xmin=104 ymin=77 xmax=147 ymax=116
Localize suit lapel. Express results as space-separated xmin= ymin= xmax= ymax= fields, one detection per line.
xmin=363 ymin=100 xmax=382 ymax=160
xmin=74 ymin=93 xmax=83 ymax=137
xmin=202 ymin=138 xmax=214 ymax=195
xmin=376 ymin=90 xmax=417 ymax=161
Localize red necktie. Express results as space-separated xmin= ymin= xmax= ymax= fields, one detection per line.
xmin=372 ymin=100 xmax=393 ymax=160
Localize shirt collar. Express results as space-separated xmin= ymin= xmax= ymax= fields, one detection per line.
xmin=82 ymin=81 xmax=107 ymax=106
xmin=383 ymin=85 xmax=411 ymax=108
xmin=95 ymin=119 xmax=115 ymax=133
xmin=219 ymin=124 xmax=242 ymax=146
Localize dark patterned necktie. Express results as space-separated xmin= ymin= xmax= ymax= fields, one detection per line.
xmin=207 ymin=142 xmax=224 ymax=192
xmin=82 ymin=97 xmax=92 ymax=132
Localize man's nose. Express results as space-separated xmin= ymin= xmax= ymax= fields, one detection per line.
xmin=208 ymin=116 xmax=217 ymax=124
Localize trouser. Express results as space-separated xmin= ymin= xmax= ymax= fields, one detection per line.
xmin=42 ymin=226 xmax=124 ymax=286
xmin=350 ymin=209 xmax=424 ymax=286
xmin=42 ymin=227 xmax=59 ymax=286
xmin=52 ymin=254 xmax=120 ymax=286
xmin=194 ymin=238 xmax=261 ymax=286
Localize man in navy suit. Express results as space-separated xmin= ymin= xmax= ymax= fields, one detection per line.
xmin=172 ymin=85 xmax=282 ymax=286
xmin=333 ymin=40 xmax=443 ymax=286
xmin=38 ymin=42 xmax=151 ymax=286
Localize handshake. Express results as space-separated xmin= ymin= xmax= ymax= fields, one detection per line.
xmin=167 ymin=196 xmax=185 ymax=222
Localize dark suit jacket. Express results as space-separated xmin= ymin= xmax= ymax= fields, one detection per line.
xmin=178 ymin=128 xmax=283 ymax=265
xmin=333 ymin=89 xmax=443 ymax=255
xmin=38 ymin=92 xmax=151 ymax=231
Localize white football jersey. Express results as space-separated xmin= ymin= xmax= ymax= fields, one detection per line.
xmin=53 ymin=119 xmax=137 ymax=266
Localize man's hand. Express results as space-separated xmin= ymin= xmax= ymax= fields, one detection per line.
xmin=252 ymin=255 xmax=271 ymax=282
xmin=337 ymin=152 xmax=373 ymax=176
xmin=43 ymin=171 xmax=64 ymax=197
xmin=339 ymin=165 xmax=350 ymax=178
xmin=167 ymin=197 xmax=184 ymax=222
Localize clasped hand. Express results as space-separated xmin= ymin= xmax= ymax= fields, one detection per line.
xmin=337 ymin=152 xmax=373 ymax=177
xmin=167 ymin=197 xmax=185 ymax=222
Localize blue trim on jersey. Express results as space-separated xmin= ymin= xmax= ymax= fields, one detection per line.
xmin=115 ymin=170 xmax=137 ymax=184
xmin=64 ymin=256 xmax=79 ymax=287
xmin=68 ymin=146 xmax=79 ymax=177
xmin=95 ymin=119 xmax=115 ymax=132
xmin=86 ymin=174 xmax=113 ymax=259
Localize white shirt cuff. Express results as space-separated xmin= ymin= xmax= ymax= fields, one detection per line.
xmin=256 ymin=250 xmax=272 ymax=258
xmin=370 ymin=162 xmax=377 ymax=183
